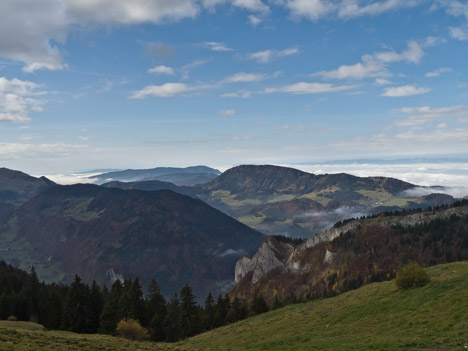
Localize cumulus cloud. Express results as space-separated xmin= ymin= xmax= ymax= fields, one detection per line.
xmin=148 ymin=65 xmax=175 ymax=75
xmin=381 ymin=85 xmax=431 ymax=97
xmin=0 ymin=77 xmax=46 ymax=123
xmin=248 ymin=47 xmax=299 ymax=63
xmin=0 ymin=1 xmax=200 ymax=72
xmin=264 ymin=82 xmax=358 ymax=94
xmin=130 ymin=83 xmax=192 ymax=98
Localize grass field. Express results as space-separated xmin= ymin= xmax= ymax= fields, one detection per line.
xmin=1 ymin=262 xmax=467 ymax=351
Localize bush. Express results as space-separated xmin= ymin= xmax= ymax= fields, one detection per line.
xmin=396 ymin=263 xmax=430 ymax=290
xmin=7 ymin=315 xmax=18 ymax=322
xmin=116 ymin=319 xmax=149 ymax=341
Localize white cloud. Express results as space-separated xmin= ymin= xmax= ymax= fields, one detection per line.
xmin=394 ymin=105 xmax=468 ymax=127
xmin=148 ymin=65 xmax=175 ymax=75
xmin=248 ymin=47 xmax=299 ymax=63
xmin=248 ymin=14 xmax=262 ymax=26
xmin=425 ymin=67 xmax=453 ymax=78
xmin=314 ymin=57 xmax=387 ymax=80
xmin=0 ymin=77 xmax=46 ymax=123
xmin=450 ymin=26 xmax=468 ymax=40
xmin=202 ymin=0 xmax=269 ymax=12
xmin=382 ymin=85 xmax=431 ymax=97
xmin=314 ymin=40 xmax=427 ymax=80
xmin=203 ymin=41 xmax=234 ymax=52
xmin=375 ymin=78 xmax=394 ymax=85
xmin=221 ymin=90 xmax=252 ymax=98
xmin=285 ymin=0 xmax=420 ymax=20
xmin=0 ymin=142 xmax=87 ymax=159
xmin=264 ymin=82 xmax=357 ymax=94
xmin=219 ymin=109 xmax=236 ymax=116
xmin=223 ymin=72 xmax=268 ymax=83
xmin=130 ymin=83 xmax=192 ymax=98
xmin=0 ymin=0 xmax=200 ymax=72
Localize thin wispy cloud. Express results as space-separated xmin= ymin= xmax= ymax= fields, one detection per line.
xmin=203 ymin=41 xmax=234 ymax=52
xmin=264 ymin=82 xmax=358 ymax=94
xmin=248 ymin=48 xmax=299 ymax=63
xmin=425 ymin=67 xmax=453 ymax=77
xmin=382 ymin=85 xmax=431 ymax=97
xmin=148 ymin=65 xmax=175 ymax=75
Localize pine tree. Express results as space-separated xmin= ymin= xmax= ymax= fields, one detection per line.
xmin=87 ymin=280 xmax=104 ymax=333
xmin=203 ymin=292 xmax=215 ymax=330
xmin=250 ymin=293 xmax=269 ymax=316
xmin=213 ymin=294 xmax=228 ymax=328
xmin=146 ymin=279 xmax=167 ymax=341
xmin=62 ymin=275 xmax=90 ymax=333
xmin=178 ymin=283 xmax=201 ymax=339
xmin=164 ymin=293 xmax=180 ymax=342
xmin=99 ymin=280 xmax=122 ymax=334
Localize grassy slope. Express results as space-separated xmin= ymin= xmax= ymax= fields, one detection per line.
xmin=1 ymin=262 xmax=467 ymax=351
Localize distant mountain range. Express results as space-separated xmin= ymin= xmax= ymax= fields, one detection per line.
xmin=90 ymin=166 xmax=221 ymax=186
xmin=194 ymin=165 xmax=455 ymax=237
xmin=101 ymin=164 xmax=456 ymax=237
xmin=0 ymin=184 xmax=263 ymax=299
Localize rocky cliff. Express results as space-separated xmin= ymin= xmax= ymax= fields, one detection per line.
xmin=232 ymin=204 xmax=468 ymax=301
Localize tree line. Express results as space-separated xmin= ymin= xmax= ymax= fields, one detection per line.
xmin=0 ymin=262 xmax=271 ymax=342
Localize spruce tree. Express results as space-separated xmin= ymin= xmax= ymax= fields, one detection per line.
xmin=178 ymin=283 xmax=201 ymax=339
xmin=146 ymin=279 xmax=167 ymax=341
xmin=99 ymin=280 xmax=122 ymax=334
xmin=62 ymin=275 xmax=90 ymax=333
xmin=164 ymin=293 xmax=180 ymax=342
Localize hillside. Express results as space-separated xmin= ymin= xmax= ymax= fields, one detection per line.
xmin=231 ymin=204 xmax=468 ymax=302
xmin=197 ymin=165 xmax=455 ymax=237
xmin=90 ymin=166 xmax=221 ymax=186
xmin=0 ymin=184 xmax=263 ymax=298
xmin=1 ymin=262 xmax=466 ymax=350
xmin=102 ymin=179 xmax=196 ymax=197
xmin=0 ymin=168 xmax=55 ymax=219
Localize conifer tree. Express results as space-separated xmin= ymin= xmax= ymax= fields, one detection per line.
xmin=99 ymin=280 xmax=122 ymax=334
xmin=203 ymin=292 xmax=215 ymax=330
xmin=164 ymin=293 xmax=180 ymax=342
xmin=146 ymin=279 xmax=167 ymax=341
xmin=62 ymin=275 xmax=90 ymax=333
xmin=178 ymin=283 xmax=201 ymax=339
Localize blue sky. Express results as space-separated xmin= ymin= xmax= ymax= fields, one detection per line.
xmin=0 ymin=0 xmax=468 ymax=181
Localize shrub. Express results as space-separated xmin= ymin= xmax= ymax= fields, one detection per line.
xmin=116 ymin=318 xmax=149 ymax=341
xmin=396 ymin=263 xmax=430 ymax=290
xmin=7 ymin=315 xmax=18 ymax=322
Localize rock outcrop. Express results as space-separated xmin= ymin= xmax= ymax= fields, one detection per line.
xmin=234 ymin=205 xmax=468 ymax=287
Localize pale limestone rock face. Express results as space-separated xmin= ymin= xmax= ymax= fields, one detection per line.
xmin=323 ymin=250 xmax=335 ymax=264
xmin=235 ymin=237 xmax=295 ymax=284
xmin=234 ymin=206 xmax=468 ymax=287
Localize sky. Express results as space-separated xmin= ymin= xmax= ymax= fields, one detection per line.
xmin=1 ymin=0 xmax=468 ymax=189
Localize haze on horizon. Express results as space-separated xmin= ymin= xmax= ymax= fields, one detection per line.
xmin=1 ymin=0 xmax=467 ymax=189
